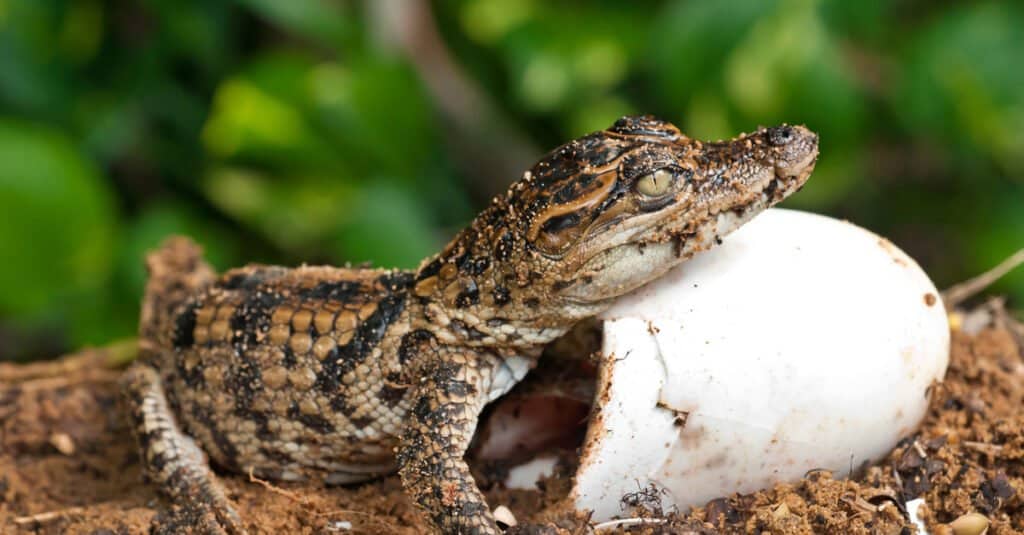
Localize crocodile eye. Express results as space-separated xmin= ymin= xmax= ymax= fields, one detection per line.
xmin=636 ymin=168 xmax=674 ymax=197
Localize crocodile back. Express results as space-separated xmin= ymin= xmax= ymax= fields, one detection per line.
xmin=141 ymin=237 xmax=420 ymax=480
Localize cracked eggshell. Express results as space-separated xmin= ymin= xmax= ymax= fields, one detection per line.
xmin=571 ymin=209 xmax=950 ymax=521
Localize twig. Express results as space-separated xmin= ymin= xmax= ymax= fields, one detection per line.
xmin=248 ymin=468 xmax=309 ymax=505
xmin=0 ymin=339 xmax=137 ymax=383
xmin=313 ymin=509 xmax=377 ymax=518
xmin=13 ymin=371 xmax=122 ymax=392
xmin=985 ymin=297 xmax=1024 ymax=356
xmin=962 ymin=441 xmax=1004 ymax=456
xmin=912 ymin=440 xmax=928 ymax=460
xmin=840 ymin=492 xmax=883 ymax=515
xmin=314 ymin=508 xmax=400 ymax=533
xmin=943 ymin=248 xmax=1024 ymax=308
xmin=592 ymin=517 xmax=668 ymax=531
xmin=368 ymin=0 xmax=541 ymax=201
xmin=13 ymin=507 xmax=85 ymax=526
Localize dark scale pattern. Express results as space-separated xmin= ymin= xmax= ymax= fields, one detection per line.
xmin=491 ymin=286 xmax=511 ymax=306
xmin=280 ymin=345 xmax=298 ymax=368
xmin=454 ymin=279 xmax=480 ymax=308
xmin=218 ymin=266 xmax=282 ymax=291
xmin=226 ymin=357 xmax=261 ymax=415
xmin=415 ymin=257 xmax=444 ymax=282
xmin=349 ymin=414 xmax=375 ymax=429
xmin=317 ymin=292 xmax=408 ymax=392
xmin=260 ymin=446 xmax=296 ymax=467
xmin=398 ymin=329 xmax=435 ymax=365
xmin=552 ymin=172 xmax=599 ymax=203
xmin=608 ymin=115 xmax=683 ymax=139
xmin=230 ymin=291 xmax=284 ymax=349
xmin=172 ymin=301 xmax=199 ymax=348
xmin=493 ymin=231 xmax=515 ymax=262
xmin=315 ymin=347 xmax=341 ymax=390
xmin=576 ymin=133 xmax=628 ymax=167
xmin=287 ymin=403 xmax=335 ymax=434
xmin=173 ymin=351 xmax=205 ymax=390
xmin=192 ymin=404 xmax=244 ymax=471
xmin=329 ymin=396 xmax=357 ymax=417
xmin=378 ymin=385 xmax=408 ymax=408
xmin=252 ymin=411 xmax=274 ymax=442
xmin=539 ymin=211 xmax=580 ymax=234
xmin=379 ymin=271 xmax=416 ymax=292
xmin=126 ymin=115 xmax=820 ymax=535
xmin=299 ymin=279 xmax=363 ymax=301
xmin=464 ymin=256 xmax=490 ymax=276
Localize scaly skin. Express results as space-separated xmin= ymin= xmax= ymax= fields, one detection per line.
xmin=123 ymin=115 xmax=818 ymax=534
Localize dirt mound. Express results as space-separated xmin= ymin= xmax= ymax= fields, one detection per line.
xmin=2 ymin=303 xmax=1021 ymax=534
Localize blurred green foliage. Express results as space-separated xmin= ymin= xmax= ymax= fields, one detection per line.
xmin=0 ymin=0 xmax=1021 ymax=360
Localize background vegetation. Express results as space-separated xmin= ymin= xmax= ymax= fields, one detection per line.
xmin=1 ymin=0 xmax=1021 ymax=361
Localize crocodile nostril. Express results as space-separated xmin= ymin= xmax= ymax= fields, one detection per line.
xmin=768 ymin=126 xmax=794 ymax=146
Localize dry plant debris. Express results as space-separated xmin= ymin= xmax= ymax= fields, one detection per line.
xmin=1 ymin=301 xmax=1022 ymax=534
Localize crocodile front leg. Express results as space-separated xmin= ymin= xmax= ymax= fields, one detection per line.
xmin=122 ymin=362 xmax=246 ymax=535
xmin=397 ymin=347 xmax=504 ymax=535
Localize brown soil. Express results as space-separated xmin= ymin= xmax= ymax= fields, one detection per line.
xmin=1 ymin=303 xmax=1022 ymax=535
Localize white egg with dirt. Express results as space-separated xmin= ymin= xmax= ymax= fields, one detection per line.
xmin=564 ymin=208 xmax=950 ymax=521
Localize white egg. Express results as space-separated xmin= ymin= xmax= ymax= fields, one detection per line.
xmin=569 ymin=208 xmax=950 ymax=521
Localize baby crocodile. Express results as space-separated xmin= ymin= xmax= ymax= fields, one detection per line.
xmin=123 ymin=115 xmax=818 ymax=534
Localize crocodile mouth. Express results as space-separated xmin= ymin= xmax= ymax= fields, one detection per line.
xmin=781 ymin=149 xmax=818 ymax=176
xmin=763 ymin=160 xmax=815 ymax=205
xmin=672 ymin=149 xmax=817 ymax=244
xmin=774 ymin=148 xmax=818 ymax=183
xmin=771 ymin=126 xmax=819 ymax=184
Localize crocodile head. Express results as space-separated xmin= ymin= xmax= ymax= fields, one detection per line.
xmin=417 ymin=115 xmax=817 ymax=333
xmin=518 ymin=115 xmax=817 ymax=305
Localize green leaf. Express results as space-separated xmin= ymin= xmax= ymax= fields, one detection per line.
xmin=896 ymin=2 xmax=1024 ymax=174
xmin=332 ymin=183 xmax=445 ymax=269
xmin=964 ymin=189 xmax=1024 ymax=304
xmin=460 ymin=0 xmax=536 ymax=44
xmin=202 ymin=63 xmax=335 ymax=167
xmin=117 ymin=202 xmax=243 ymax=298
xmin=310 ymin=57 xmax=439 ymax=177
xmin=202 ymin=166 xmax=356 ymax=255
xmin=234 ymin=0 xmax=354 ymax=48
xmin=0 ymin=1 xmax=74 ymax=117
xmin=650 ymin=0 xmax=774 ymax=115
xmin=567 ymin=95 xmax=635 ymax=137
xmin=0 ymin=119 xmax=117 ymax=316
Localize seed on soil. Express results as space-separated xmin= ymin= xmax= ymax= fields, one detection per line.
xmin=949 ymin=512 xmax=989 ymax=535
xmin=493 ymin=505 xmax=517 ymax=527
xmin=49 ymin=433 xmax=75 ymax=455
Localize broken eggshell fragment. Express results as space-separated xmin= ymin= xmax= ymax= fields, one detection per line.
xmin=570 ymin=208 xmax=950 ymax=521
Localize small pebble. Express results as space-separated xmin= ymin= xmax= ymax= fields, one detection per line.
xmin=950 ymin=512 xmax=989 ymax=535
xmin=49 ymin=433 xmax=75 ymax=455
xmin=325 ymin=519 xmax=352 ymax=532
xmin=493 ymin=505 xmax=517 ymax=527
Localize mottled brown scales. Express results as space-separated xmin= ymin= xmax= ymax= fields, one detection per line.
xmin=123 ymin=115 xmax=819 ymax=534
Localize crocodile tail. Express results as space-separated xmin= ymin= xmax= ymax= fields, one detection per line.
xmin=139 ymin=236 xmax=216 ymax=352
